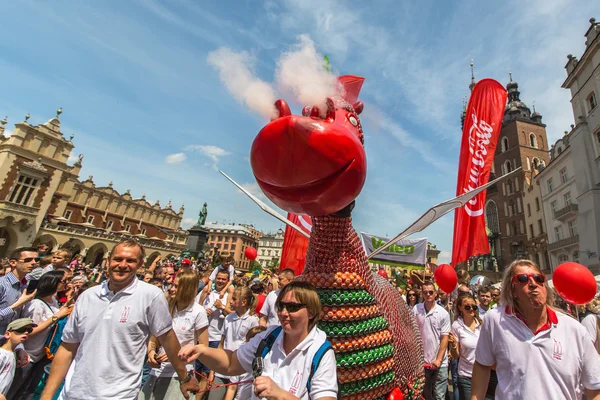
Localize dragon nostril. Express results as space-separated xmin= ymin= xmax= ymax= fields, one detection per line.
xmin=310 ymin=106 xmax=321 ymax=118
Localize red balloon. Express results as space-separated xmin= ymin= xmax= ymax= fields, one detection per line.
xmin=387 ymin=387 xmax=404 ymax=400
xmin=552 ymin=262 xmax=597 ymax=305
xmin=244 ymin=247 xmax=258 ymax=261
xmin=377 ymin=269 xmax=388 ymax=279
xmin=434 ymin=264 xmax=458 ymax=294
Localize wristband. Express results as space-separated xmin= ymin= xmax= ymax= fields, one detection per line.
xmin=180 ymin=371 xmax=193 ymax=385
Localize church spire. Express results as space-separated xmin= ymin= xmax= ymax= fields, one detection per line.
xmin=469 ymin=60 xmax=476 ymax=91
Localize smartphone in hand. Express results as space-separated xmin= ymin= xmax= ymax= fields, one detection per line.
xmin=26 ymin=279 xmax=39 ymax=294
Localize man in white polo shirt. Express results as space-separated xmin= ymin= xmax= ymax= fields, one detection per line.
xmin=40 ymin=239 xmax=198 ymax=400
xmin=413 ymin=282 xmax=450 ymax=400
xmin=259 ymin=268 xmax=295 ymax=327
xmin=476 ymin=286 xmax=492 ymax=319
xmin=472 ymin=259 xmax=600 ymax=400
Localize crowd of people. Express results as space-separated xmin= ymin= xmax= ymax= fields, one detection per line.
xmin=1 ymin=240 xmax=600 ymax=400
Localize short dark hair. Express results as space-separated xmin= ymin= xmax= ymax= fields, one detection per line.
xmin=279 ymin=268 xmax=295 ymax=280
xmin=109 ymin=239 xmax=145 ymax=264
xmin=478 ymin=286 xmax=491 ymax=295
xmin=216 ymin=270 xmax=230 ymax=279
xmin=36 ymin=271 xmax=65 ymax=298
xmin=154 ymin=265 xmax=164 ymax=277
xmin=9 ymin=247 xmax=38 ymax=261
xmin=149 ymin=278 xmax=163 ymax=286
xmin=251 ymin=283 xmax=264 ymax=294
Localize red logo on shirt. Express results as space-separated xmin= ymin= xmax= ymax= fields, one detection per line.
xmin=289 ymin=370 xmax=302 ymax=395
xmin=552 ymin=339 xmax=562 ymax=360
xmin=119 ymin=306 xmax=131 ymax=323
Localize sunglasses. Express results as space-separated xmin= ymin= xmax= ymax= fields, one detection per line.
xmin=463 ymin=305 xmax=475 ymax=311
xmin=422 ymin=290 xmax=435 ymax=296
xmin=20 ymin=257 xmax=40 ymax=263
xmin=276 ymin=301 xmax=307 ymax=313
xmin=512 ymin=273 xmax=546 ymax=285
xmin=408 ymin=293 xmax=417 ymax=297
xmin=12 ymin=327 xmax=33 ymax=334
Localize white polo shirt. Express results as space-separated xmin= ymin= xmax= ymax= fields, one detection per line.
xmin=60 ymin=278 xmax=173 ymax=400
xmin=23 ymin=297 xmax=59 ymax=362
xmin=413 ymin=302 xmax=451 ymax=367
xmin=216 ymin=309 xmax=259 ymax=379
xmin=151 ymin=302 xmax=208 ymax=377
xmin=478 ymin=304 xmax=491 ymax=319
xmin=0 ymin=348 xmax=15 ymax=395
xmin=476 ymin=306 xmax=600 ymax=400
xmin=451 ymin=318 xmax=481 ymax=378
xmin=201 ymin=290 xmax=230 ymax=342
xmin=259 ymin=290 xmax=280 ymax=327
xmin=237 ymin=325 xmax=337 ymax=400
xmin=581 ymin=313 xmax=599 ymax=346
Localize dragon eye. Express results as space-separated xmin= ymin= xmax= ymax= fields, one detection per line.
xmin=349 ymin=115 xmax=358 ymax=127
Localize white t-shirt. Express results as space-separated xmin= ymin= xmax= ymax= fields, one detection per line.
xmin=231 ymin=372 xmax=253 ymax=400
xmin=451 ymin=318 xmax=481 ymax=378
xmin=0 ymin=348 xmax=16 ymax=395
xmin=60 ymin=278 xmax=173 ymax=400
xmin=209 ymin=265 xmax=234 ymax=281
xmin=201 ymin=290 xmax=230 ymax=342
xmin=259 ymin=290 xmax=280 ymax=327
xmin=413 ymin=303 xmax=451 ymax=367
xmin=23 ymin=297 xmax=60 ymax=363
xmin=236 ymin=325 xmax=338 ymax=400
xmin=476 ymin=306 xmax=600 ymax=400
xmin=216 ymin=310 xmax=259 ymax=379
xmin=581 ymin=313 xmax=599 ymax=346
xmin=151 ymin=302 xmax=208 ymax=377
xmin=478 ymin=304 xmax=490 ymax=319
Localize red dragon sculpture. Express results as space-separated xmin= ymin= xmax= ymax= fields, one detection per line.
xmin=250 ymin=75 xmax=425 ymax=399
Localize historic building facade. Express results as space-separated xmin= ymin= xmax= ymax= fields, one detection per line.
xmin=0 ymin=111 xmax=187 ymax=265
xmin=561 ymin=18 xmax=600 ymax=274
xmin=204 ymin=222 xmax=260 ymax=271
xmin=256 ymin=228 xmax=284 ymax=268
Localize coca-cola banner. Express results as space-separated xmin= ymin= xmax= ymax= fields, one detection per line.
xmin=451 ymin=79 xmax=507 ymax=266
xmin=280 ymin=213 xmax=312 ymax=275
xmin=360 ymin=233 xmax=428 ymax=265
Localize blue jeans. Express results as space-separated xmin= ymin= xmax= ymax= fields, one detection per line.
xmin=450 ymin=359 xmax=459 ymax=400
xmin=195 ymin=340 xmax=220 ymax=375
xmin=424 ymin=366 xmax=448 ymax=400
xmin=457 ymin=375 xmax=472 ymax=400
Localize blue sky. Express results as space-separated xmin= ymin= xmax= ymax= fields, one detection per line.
xmin=1 ymin=0 xmax=595 ymax=263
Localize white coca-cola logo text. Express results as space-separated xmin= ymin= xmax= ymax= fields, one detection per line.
xmin=463 ymin=112 xmax=494 ymax=217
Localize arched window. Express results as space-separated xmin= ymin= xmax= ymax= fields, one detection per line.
xmin=532 ymin=158 xmax=540 ymax=169
xmin=505 ymin=160 xmax=513 ymax=173
xmin=501 ymin=137 xmax=509 ymax=153
xmin=509 ymin=200 xmax=515 ymax=216
xmin=557 ymin=147 xmax=563 ymax=155
xmin=529 ymin=133 xmax=537 ymax=148
xmin=507 ymin=180 xmax=513 ymax=194
xmin=485 ymin=201 xmax=500 ymax=234
xmin=512 ymin=222 xmax=518 ymax=236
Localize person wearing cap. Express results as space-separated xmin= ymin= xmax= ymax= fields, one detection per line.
xmin=40 ymin=239 xmax=198 ymax=400
xmin=0 ymin=318 xmax=36 ymax=399
xmin=471 ymin=259 xmax=600 ymax=400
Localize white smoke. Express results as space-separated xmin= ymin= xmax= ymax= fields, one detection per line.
xmin=207 ymin=48 xmax=277 ymax=120
xmin=207 ymin=35 xmax=342 ymax=120
xmin=274 ymin=35 xmax=342 ymax=113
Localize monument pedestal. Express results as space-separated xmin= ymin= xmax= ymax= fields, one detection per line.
xmin=186 ymin=225 xmax=209 ymax=260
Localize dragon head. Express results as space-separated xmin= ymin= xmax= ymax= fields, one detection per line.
xmin=250 ymin=75 xmax=367 ymax=216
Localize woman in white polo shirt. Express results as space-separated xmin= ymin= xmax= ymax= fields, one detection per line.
xmin=141 ymin=271 xmax=209 ymax=400
xmin=448 ymin=293 xmax=481 ymax=400
xmin=179 ymin=281 xmax=337 ymax=400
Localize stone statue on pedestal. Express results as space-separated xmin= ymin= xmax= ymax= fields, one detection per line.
xmin=196 ymin=202 xmax=208 ymax=227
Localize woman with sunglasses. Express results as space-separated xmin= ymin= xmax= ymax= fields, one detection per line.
xmin=448 ymin=294 xmax=482 ymax=400
xmin=8 ymin=271 xmax=72 ymax=399
xmin=471 ymin=260 xmax=600 ymax=400
xmin=179 ymin=281 xmax=337 ymax=400
xmin=406 ymin=289 xmax=419 ymax=309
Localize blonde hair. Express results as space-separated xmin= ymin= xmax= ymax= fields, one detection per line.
xmin=168 ymin=271 xmax=199 ymax=315
xmin=109 ymin=239 xmax=145 ymax=264
xmin=233 ymin=286 xmax=255 ymax=315
xmin=54 ymin=249 xmax=71 ymax=260
xmin=500 ymin=259 xmax=554 ymax=311
xmin=276 ymin=281 xmax=322 ymax=331
xmin=454 ymin=293 xmax=482 ymax=325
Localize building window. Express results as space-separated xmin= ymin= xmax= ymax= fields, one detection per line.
xmin=559 ymin=168 xmax=568 ymax=183
xmin=538 ymin=219 xmax=544 ymax=234
xmin=596 ymin=131 xmax=600 ymax=145
xmin=517 ymin=198 xmax=522 ymax=214
xmin=564 ymin=192 xmax=572 ymax=206
xmin=225 ymin=237 xmax=230 ymax=242
xmin=519 ymin=220 xmax=525 ymax=235
xmin=558 ymin=254 xmax=569 ymax=263
xmin=485 ymin=202 xmax=500 ymax=233
xmin=125 ymin=224 xmax=131 ymax=232
xmin=231 ymin=244 xmax=236 ymax=250
xmin=514 ymin=178 xmax=519 ymax=192
xmin=506 ymin=223 xmax=510 ymax=236
xmin=107 ymin=220 xmax=114 ymax=230
xmin=8 ymin=175 xmax=40 ymax=206
xmin=535 ymin=197 xmax=540 ymax=211
xmin=141 ymin=228 xmax=147 ymax=235
xmin=64 ymin=210 xmax=72 ymax=220
xmin=588 ymin=91 xmax=598 ymax=112
xmin=507 ymin=180 xmax=513 ymax=194
xmin=505 ymin=160 xmax=513 ymax=173
xmin=508 ymin=200 xmax=515 ymax=216
xmin=87 ymin=215 xmax=94 ymax=224
xmin=554 ymin=226 xmax=563 ymax=241
xmin=547 ymin=178 xmax=553 ymax=193
xmin=501 ymin=137 xmax=509 ymax=153
xmin=550 ymin=200 xmax=557 ymax=215
xmin=527 ymin=204 xmax=531 ymax=217
xmin=529 ymin=133 xmax=537 ymax=148
xmin=529 ymin=224 xmax=535 ymax=238
xmin=568 ymin=220 xmax=577 ymax=237
xmin=224 ymin=244 xmax=229 ymax=250
xmin=512 ymin=222 xmax=518 ymax=236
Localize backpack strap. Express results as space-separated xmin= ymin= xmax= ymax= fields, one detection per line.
xmin=306 ymin=340 xmax=334 ymax=393
xmin=255 ymin=326 xmax=283 ymax=359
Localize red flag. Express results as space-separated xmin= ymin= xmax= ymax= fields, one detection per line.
xmin=280 ymin=213 xmax=312 ymax=275
xmin=451 ymin=79 xmax=507 ymax=267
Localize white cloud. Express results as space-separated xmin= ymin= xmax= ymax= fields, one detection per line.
xmin=67 ymin=152 xmax=79 ymax=165
xmin=181 ymin=218 xmax=196 ymax=229
xmin=239 ymin=182 xmax=269 ymax=202
xmin=185 ymin=145 xmax=231 ymax=169
xmin=2 ymin=128 xmax=12 ymax=139
xmin=165 ymin=152 xmax=187 ymax=164
xmin=437 ymin=251 xmax=451 ymax=265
